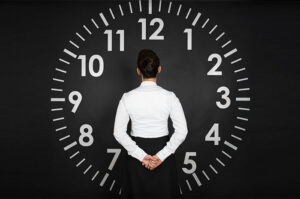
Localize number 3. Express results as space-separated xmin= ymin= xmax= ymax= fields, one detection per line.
xmin=216 ymin=86 xmax=231 ymax=109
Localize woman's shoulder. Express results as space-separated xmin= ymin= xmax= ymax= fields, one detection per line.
xmin=156 ymin=85 xmax=174 ymax=95
xmin=122 ymin=85 xmax=175 ymax=99
xmin=156 ymin=85 xmax=177 ymax=97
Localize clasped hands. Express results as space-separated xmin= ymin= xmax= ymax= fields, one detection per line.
xmin=141 ymin=154 xmax=162 ymax=170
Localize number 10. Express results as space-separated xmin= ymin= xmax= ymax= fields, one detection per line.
xmin=78 ymin=55 xmax=104 ymax=77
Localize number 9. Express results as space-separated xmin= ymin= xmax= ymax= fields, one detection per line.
xmin=69 ymin=91 xmax=82 ymax=113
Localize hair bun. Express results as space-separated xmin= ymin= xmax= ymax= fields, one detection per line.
xmin=137 ymin=49 xmax=160 ymax=78
xmin=143 ymin=58 xmax=153 ymax=71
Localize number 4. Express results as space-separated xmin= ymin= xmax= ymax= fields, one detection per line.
xmin=205 ymin=123 xmax=220 ymax=145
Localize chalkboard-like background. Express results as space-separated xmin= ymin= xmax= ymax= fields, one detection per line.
xmin=0 ymin=0 xmax=299 ymax=198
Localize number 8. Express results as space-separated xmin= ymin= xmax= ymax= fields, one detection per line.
xmin=79 ymin=124 xmax=94 ymax=147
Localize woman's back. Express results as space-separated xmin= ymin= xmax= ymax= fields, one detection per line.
xmin=114 ymin=49 xmax=187 ymax=198
xmin=122 ymin=80 xmax=172 ymax=138
xmin=114 ymin=80 xmax=188 ymax=162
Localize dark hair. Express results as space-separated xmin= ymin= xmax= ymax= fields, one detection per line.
xmin=137 ymin=49 xmax=160 ymax=78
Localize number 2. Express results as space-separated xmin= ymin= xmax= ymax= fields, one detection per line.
xmin=207 ymin=53 xmax=222 ymax=76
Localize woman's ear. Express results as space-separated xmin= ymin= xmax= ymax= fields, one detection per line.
xmin=157 ymin=65 xmax=162 ymax=74
xmin=137 ymin=67 xmax=141 ymax=76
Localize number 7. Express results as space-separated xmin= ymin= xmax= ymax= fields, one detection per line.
xmin=107 ymin=149 xmax=121 ymax=171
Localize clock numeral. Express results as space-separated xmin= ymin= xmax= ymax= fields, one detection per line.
xmin=79 ymin=124 xmax=94 ymax=147
xmin=207 ymin=53 xmax=222 ymax=76
xmin=104 ymin=29 xmax=124 ymax=51
xmin=182 ymin=152 xmax=197 ymax=174
xmin=205 ymin=123 xmax=220 ymax=145
xmin=69 ymin=91 xmax=82 ymax=113
xmin=107 ymin=148 xmax=121 ymax=171
xmin=138 ymin=18 xmax=164 ymax=40
xmin=216 ymin=86 xmax=231 ymax=109
xmin=78 ymin=55 xmax=104 ymax=77
xmin=183 ymin=28 xmax=192 ymax=50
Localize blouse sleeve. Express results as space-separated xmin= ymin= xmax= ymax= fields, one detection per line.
xmin=155 ymin=92 xmax=188 ymax=162
xmin=113 ymin=93 xmax=148 ymax=162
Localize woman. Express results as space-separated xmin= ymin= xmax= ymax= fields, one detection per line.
xmin=113 ymin=49 xmax=188 ymax=198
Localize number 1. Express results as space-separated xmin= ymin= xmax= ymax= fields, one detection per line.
xmin=184 ymin=28 xmax=192 ymax=50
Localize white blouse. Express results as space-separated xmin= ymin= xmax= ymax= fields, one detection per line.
xmin=113 ymin=80 xmax=188 ymax=162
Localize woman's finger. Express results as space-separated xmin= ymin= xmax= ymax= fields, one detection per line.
xmin=149 ymin=161 xmax=155 ymax=167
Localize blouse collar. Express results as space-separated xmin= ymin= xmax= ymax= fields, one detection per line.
xmin=140 ymin=80 xmax=157 ymax=87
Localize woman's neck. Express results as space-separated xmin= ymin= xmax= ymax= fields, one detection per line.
xmin=142 ymin=77 xmax=157 ymax=82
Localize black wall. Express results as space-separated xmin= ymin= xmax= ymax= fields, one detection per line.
xmin=0 ymin=1 xmax=299 ymax=198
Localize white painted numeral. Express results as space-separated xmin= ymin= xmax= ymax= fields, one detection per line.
xmin=139 ymin=18 xmax=147 ymax=40
xmin=216 ymin=86 xmax=231 ymax=109
xmin=182 ymin=152 xmax=197 ymax=174
xmin=207 ymin=53 xmax=222 ymax=76
xmin=107 ymin=149 xmax=121 ymax=171
xmin=78 ymin=55 xmax=104 ymax=77
xmin=138 ymin=18 xmax=164 ymax=40
xmin=205 ymin=123 xmax=220 ymax=145
xmin=184 ymin=28 xmax=192 ymax=50
xmin=79 ymin=124 xmax=94 ymax=147
xmin=68 ymin=91 xmax=82 ymax=113
xmin=104 ymin=29 xmax=125 ymax=51
xmin=116 ymin=30 xmax=124 ymax=51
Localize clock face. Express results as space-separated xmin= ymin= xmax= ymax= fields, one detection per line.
xmin=50 ymin=0 xmax=251 ymax=197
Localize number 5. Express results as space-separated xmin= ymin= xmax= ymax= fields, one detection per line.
xmin=182 ymin=152 xmax=197 ymax=174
